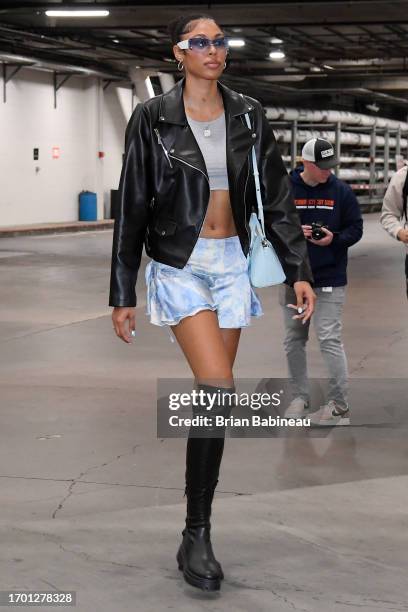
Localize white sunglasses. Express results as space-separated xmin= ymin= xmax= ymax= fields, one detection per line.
xmin=176 ymin=36 xmax=229 ymax=52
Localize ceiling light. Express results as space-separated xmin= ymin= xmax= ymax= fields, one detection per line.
xmin=113 ymin=39 xmax=120 ymax=44
xmin=323 ymin=64 xmax=335 ymax=70
xmin=271 ymin=37 xmax=283 ymax=44
xmin=310 ymin=66 xmax=322 ymax=72
xmin=45 ymin=10 xmax=110 ymax=18
xmin=269 ymin=50 xmax=286 ymax=60
xmin=228 ymin=39 xmax=245 ymax=47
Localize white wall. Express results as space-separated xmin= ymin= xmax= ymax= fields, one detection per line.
xmin=102 ymin=84 xmax=134 ymax=218
xmin=0 ymin=67 xmax=130 ymax=227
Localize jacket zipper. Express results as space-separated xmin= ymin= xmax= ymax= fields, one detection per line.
xmin=154 ymin=128 xmax=173 ymax=168
xmin=168 ymin=153 xmax=209 ymax=184
xmin=243 ymin=156 xmax=251 ymax=247
xmin=168 ymin=153 xmax=210 ymax=236
xmin=241 ymin=111 xmax=251 ymax=249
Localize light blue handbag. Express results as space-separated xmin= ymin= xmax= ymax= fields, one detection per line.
xmin=243 ymin=110 xmax=286 ymax=288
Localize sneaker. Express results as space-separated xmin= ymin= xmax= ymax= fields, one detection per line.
xmin=284 ymin=397 xmax=309 ymax=418
xmin=310 ymin=400 xmax=350 ymax=427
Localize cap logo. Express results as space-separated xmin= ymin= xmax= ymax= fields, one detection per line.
xmin=321 ymin=148 xmax=334 ymax=158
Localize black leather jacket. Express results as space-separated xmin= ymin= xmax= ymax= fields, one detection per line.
xmin=109 ymin=77 xmax=313 ymax=307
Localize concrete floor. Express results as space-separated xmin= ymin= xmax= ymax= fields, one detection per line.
xmin=0 ymin=213 xmax=407 ymax=611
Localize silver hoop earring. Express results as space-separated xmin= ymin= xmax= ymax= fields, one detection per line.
xmin=177 ymin=60 xmax=184 ymax=71
xmin=224 ymin=61 xmax=227 ymax=69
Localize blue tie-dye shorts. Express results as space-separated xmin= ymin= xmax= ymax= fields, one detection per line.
xmin=145 ymin=235 xmax=263 ymax=328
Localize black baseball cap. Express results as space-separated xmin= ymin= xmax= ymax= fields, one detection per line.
xmin=301 ymin=137 xmax=339 ymax=169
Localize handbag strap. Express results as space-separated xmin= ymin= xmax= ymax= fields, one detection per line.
xmin=241 ymin=98 xmax=266 ymax=236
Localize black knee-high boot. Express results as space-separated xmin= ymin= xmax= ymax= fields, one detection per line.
xmin=177 ymin=384 xmax=234 ymax=591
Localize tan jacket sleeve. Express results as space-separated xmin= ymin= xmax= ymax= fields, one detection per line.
xmin=380 ymin=167 xmax=407 ymax=240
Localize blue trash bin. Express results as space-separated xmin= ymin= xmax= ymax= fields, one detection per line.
xmin=79 ymin=191 xmax=97 ymax=221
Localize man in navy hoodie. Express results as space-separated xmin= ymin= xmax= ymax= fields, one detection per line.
xmin=281 ymin=138 xmax=363 ymax=425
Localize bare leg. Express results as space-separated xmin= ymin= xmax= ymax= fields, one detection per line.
xmin=220 ymin=328 xmax=241 ymax=369
xmin=171 ymin=310 xmax=234 ymax=386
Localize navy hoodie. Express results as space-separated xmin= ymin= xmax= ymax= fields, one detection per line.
xmin=289 ymin=167 xmax=363 ymax=287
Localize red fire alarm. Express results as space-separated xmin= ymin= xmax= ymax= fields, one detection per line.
xmin=98 ymin=151 xmax=105 ymax=159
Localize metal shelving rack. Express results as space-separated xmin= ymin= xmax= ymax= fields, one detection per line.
xmin=268 ymin=115 xmax=408 ymax=213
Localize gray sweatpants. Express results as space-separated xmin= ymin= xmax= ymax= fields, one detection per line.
xmin=279 ymin=285 xmax=349 ymax=409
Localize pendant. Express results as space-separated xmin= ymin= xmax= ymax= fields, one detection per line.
xmin=203 ymin=128 xmax=211 ymax=137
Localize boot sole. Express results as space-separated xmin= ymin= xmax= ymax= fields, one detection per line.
xmin=176 ymin=550 xmax=221 ymax=591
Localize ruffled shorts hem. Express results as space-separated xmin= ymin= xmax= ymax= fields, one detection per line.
xmin=147 ymin=304 xmax=263 ymax=328
xmin=148 ymin=304 xmax=217 ymax=327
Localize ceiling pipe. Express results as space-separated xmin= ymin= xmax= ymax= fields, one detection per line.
xmin=265 ymin=106 xmax=408 ymax=130
xmin=281 ymin=167 xmax=396 ymax=180
xmin=273 ymin=129 xmax=408 ymax=148
xmin=282 ymin=86 xmax=408 ymax=108
xmin=282 ymin=155 xmax=387 ymax=164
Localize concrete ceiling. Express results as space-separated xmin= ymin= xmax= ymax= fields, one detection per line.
xmin=1 ymin=1 xmax=408 ymax=118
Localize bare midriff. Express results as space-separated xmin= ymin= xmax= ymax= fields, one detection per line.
xmin=200 ymin=190 xmax=237 ymax=238
xmin=184 ymin=93 xmax=237 ymax=240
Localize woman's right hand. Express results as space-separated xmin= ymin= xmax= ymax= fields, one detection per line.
xmin=112 ymin=307 xmax=136 ymax=343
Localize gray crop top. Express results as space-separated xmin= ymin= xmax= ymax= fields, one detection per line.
xmin=186 ymin=112 xmax=229 ymax=191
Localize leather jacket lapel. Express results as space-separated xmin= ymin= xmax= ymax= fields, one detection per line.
xmin=157 ymin=77 xmax=256 ymax=184
xmin=168 ymin=125 xmax=208 ymax=178
xmin=157 ymin=78 xmax=186 ymax=126
xmin=218 ymin=80 xmax=257 ymax=186
xmin=225 ymin=114 xmax=255 ymax=189
xmin=157 ymin=79 xmax=207 ymax=177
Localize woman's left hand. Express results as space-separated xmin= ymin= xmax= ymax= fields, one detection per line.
xmin=288 ymin=281 xmax=316 ymax=324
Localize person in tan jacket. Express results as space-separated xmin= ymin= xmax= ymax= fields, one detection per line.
xmin=380 ymin=165 xmax=408 ymax=299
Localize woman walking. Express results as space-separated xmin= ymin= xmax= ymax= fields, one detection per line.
xmin=109 ymin=13 xmax=315 ymax=592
